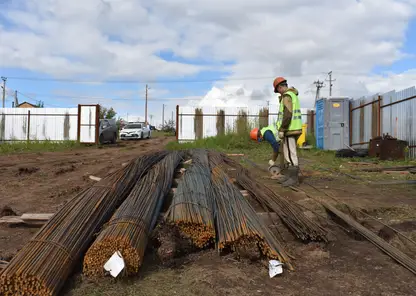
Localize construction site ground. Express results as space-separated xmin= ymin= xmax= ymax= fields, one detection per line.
xmin=1 ymin=139 xmax=416 ymax=296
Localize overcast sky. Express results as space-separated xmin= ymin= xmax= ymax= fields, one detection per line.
xmin=1 ymin=0 xmax=416 ymax=126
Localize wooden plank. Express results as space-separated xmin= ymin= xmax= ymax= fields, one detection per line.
xmin=382 ymin=170 xmax=410 ymax=175
xmin=21 ymin=213 xmax=54 ymax=221
xmin=0 ymin=216 xmax=25 ymax=224
xmin=0 ymin=260 xmax=8 ymax=270
xmin=89 ymin=175 xmax=102 ymax=182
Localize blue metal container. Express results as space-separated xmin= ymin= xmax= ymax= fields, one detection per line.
xmin=315 ymin=98 xmax=351 ymax=150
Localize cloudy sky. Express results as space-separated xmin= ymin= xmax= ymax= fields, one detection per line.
xmin=1 ymin=0 xmax=416 ymax=126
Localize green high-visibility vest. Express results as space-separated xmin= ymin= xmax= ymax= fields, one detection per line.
xmin=276 ymin=90 xmax=302 ymax=131
xmin=260 ymin=124 xmax=278 ymax=137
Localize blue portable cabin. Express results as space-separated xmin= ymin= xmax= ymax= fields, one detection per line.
xmin=315 ymin=97 xmax=351 ymax=151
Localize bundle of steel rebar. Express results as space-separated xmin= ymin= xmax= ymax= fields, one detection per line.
xmin=210 ymin=165 xmax=293 ymax=269
xmin=208 ymin=151 xmax=328 ymax=242
xmin=83 ymin=151 xmax=184 ymax=277
xmin=165 ymin=149 xmax=216 ymax=248
xmin=0 ymin=150 xmax=168 ymax=296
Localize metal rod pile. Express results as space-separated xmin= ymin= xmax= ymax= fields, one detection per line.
xmin=83 ymin=151 xmax=184 ymax=277
xmin=165 ymin=149 xmax=216 ymax=248
xmin=0 ymin=150 xmax=168 ymax=296
xmin=208 ymin=151 xmax=328 ymax=242
xmin=210 ymin=165 xmax=293 ymax=269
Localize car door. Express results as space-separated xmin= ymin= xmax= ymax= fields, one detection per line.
xmin=101 ymin=120 xmax=110 ymax=141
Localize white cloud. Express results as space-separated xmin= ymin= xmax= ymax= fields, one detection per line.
xmin=1 ymin=0 xmax=416 ymax=114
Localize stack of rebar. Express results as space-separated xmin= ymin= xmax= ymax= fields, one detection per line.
xmin=208 ymin=151 xmax=328 ymax=242
xmin=83 ymin=151 xmax=184 ymax=277
xmin=210 ymin=165 xmax=293 ymax=269
xmin=0 ymin=150 xmax=168 ymax=296
xmin=165 ymin=149 xmax=216 ymax=248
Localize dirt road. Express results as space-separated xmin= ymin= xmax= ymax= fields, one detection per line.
xmin=0 ymin=136 xmax=172 ymax=261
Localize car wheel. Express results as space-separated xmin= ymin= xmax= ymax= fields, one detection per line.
xmin=99 ymin=134 xmax=104 ymax=145
xmin=110 ymin=133 xmax=117 ymax=144
xmin=141 ymin=132 xmax=144 ymax=139
xmin=147 ymin=131 xmax=151 ymax=139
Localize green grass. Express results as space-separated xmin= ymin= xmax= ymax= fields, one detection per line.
xmin=0 ymin=140 xmax=81 ymax=155
xmin=166 ymin=133 xmax=272 ymax=162
xmin=165 ymin=132 xmax=416 ymax=182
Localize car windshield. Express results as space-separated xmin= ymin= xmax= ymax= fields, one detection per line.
xmin=125 ymin=124 xmax=142 ymax=129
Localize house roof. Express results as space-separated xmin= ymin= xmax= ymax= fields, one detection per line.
xmin=17 ymin=101 xmax=38 ymax=107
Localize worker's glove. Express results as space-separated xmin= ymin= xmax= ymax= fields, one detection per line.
xmin=268 ymin=160 xmax=275 ymax=167
xmin=278 ymin=131 xmax=285 ymax=139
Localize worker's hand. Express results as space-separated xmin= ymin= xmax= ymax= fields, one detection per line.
xmin=268 ymin=160 xmax=275 ymax=167
xmin=278 ymin=131 xmax=285 ymax=139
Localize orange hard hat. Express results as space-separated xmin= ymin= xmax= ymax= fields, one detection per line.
xmin=273 ymin=76 xmax=287 ymax=90
xmin=250 ymin=128 xmax=259 ymax=141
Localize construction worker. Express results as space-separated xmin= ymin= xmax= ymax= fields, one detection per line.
xmin=250 ymin=125 xmax=280 ymax=166
xmin=273 ymin=77 xmax=302 ymax=186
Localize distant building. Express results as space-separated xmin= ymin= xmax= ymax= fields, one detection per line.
xmin=16 ymin=101 xmax=38 ymax=108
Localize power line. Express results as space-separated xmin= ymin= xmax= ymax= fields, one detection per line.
xmin=3 ymin=71 xmax=366 ymax=84
xmin=16 ymin=91 xmax=60 ymax=108
xmin=13 ymin=91 xmax=287 ymax=101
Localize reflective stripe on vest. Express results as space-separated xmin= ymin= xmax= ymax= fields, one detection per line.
xmin=276 ymin=91 xmax=302 ymax=131
xmin=260 ymin=124 xmax=278 ymax=137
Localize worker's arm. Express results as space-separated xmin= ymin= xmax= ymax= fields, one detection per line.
xmin=279 ymin=94 xmax=293 ymax=132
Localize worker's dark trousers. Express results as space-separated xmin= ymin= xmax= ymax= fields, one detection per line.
xmin=263 ymin=130 xmax=280 ymax=153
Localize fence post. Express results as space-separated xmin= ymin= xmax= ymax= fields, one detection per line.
xmin=77 ymin=104 xmax=81 ymax=143
xmin=175 ymin=105 xmax=179 ymax=142
xmin=349 ymin=101 xmax=352 ymax=146
xmin=27 ymin=110 xmax=31 ymax=142
xmin=95 ymin=104 xmax=100 ymax=145
xmin=378 ymin=95 xmax=382 ymax=137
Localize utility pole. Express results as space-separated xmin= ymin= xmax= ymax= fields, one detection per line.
xmin=145 ymin=84 xmax=148 ymax=125
xmin=325 ymin=71 xmax=336 ymax=97
xmin=1 ymin=76 xmax=6 ymax=108
xmin=313 ymin=80 xmax=325 ymax=101
xmin=14 ymin=90 xmax=18 ymax=107
xmin=162 ymin=104 xmax=165 ymax=126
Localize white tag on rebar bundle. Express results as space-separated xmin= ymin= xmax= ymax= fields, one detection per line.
xmin=104 ymin=251 xmax=125 ymax=277
xmin=269 ymin=260 xmax=283 ymax=278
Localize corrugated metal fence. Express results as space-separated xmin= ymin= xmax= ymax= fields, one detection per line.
xmin=350 ymin=86 xmax=416 ymax=158
xmin=0 ymin=107 xmax=79 ymax=142
xmin=176 ymin=105 xmax=309 ymax=142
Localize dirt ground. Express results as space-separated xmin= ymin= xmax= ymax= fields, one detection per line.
xmin=0 ymin=136 xmax=171 ymax=261
xmin=1 ymin=144 xmax=416 ymax=296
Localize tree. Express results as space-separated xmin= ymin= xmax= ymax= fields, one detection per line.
xmin=36 ymin=100 xmax=45 ymax=108
xmin=116 ymin=116 xmax=125 ymax=130
xmin=99 ymin=106 xmax=117 ymax=119
xmin=160 ymin=119 xmax=176 ymax=134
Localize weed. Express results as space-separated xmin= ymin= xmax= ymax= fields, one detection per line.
xmin=0 ymin=140 xmax=81 ymax=155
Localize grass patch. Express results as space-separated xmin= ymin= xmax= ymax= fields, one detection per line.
xmin=166 ymin=132 xmax=272 ymax=162
xmin=0 ymin=140 xmax=81 ymax=155
xmin=166 ymin=132 xmax=416 ymax=183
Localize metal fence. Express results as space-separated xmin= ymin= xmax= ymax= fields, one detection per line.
xmin=350 ymin=86 xmax=416 ymax=158
xmin=0 ymin=107 xmax=79 ymax=142
xmin=175 ymin=105 xmax=310 ymax=142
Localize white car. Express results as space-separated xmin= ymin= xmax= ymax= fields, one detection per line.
xmin=119 ymin=122 xmax=151 ymax=140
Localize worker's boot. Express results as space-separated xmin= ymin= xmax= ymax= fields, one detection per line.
xmin=281 ymin=166 xmax=300 ymax=187
xmin=274 ymin=167 xmax=289 ymax=183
